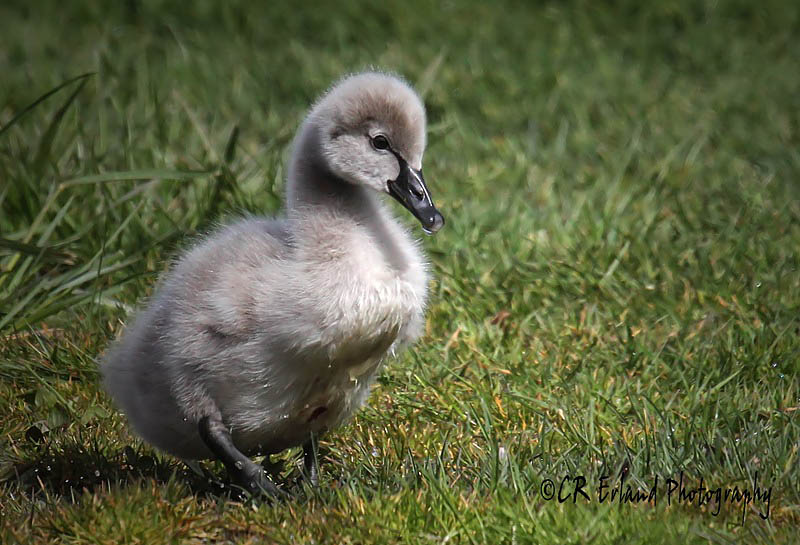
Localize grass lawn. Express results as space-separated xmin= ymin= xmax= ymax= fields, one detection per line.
xmin=1 ymin=1 xmax=799 ymax=543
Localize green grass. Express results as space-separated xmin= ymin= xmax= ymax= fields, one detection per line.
xmin=1 ymin=0 xmax=799 ymax=543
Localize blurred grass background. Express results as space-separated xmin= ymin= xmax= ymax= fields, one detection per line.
xmin=1 ymin=0 xmax=799 ymax=543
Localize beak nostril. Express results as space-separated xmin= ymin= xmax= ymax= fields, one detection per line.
xmin=388 ymin=161 xmax=442 ymax=234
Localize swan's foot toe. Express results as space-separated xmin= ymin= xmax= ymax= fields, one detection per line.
xmin=233 ymin=459 xmax=288 ymax=498
xmin=198 ymin=415 xmax=289 ymax=499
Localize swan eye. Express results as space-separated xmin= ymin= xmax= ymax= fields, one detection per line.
xmin=371 ymin=134 xmax=390 ymax=151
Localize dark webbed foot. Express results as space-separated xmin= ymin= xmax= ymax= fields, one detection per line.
xmin=198 ymin=415 xmax=287 ymax=498
xmin=303 ymin=434 xmax=319 ymax=488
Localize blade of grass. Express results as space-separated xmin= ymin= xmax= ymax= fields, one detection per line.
xmin=0 ymin=73 xmax=95 ymax=138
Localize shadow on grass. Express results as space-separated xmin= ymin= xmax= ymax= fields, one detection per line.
xmin=2 ymin=432 xmax=311 ymax=502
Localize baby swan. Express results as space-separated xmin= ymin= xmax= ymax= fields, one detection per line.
xmin=101 ymin=72 xmax=444 ymax=495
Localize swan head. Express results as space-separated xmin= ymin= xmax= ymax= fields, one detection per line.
xmin=311 ymin=72 xmax=444 ymax=234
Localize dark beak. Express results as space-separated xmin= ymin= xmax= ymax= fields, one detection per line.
xmin=387 ymin=156 xmax=444 ymax=234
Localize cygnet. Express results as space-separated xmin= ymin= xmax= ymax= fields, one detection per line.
xmin=101 ymin=72 xmax=444 ymax=495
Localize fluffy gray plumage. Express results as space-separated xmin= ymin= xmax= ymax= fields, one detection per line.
xmin=101 ymin=72 xmax=439 ymax=463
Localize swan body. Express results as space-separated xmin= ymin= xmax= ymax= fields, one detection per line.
xmin=101 ymin=72 xmax=444 ymax=482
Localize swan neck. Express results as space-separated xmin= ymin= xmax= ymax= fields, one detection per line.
xmin=286 ymin=121 xmax=376 ymax=217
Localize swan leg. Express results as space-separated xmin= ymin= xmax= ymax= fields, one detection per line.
xmin=302 ymin=434 xmax=319 ymax=487
xmin=198 ymin=415 xmax=286 ymax=497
